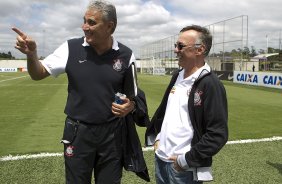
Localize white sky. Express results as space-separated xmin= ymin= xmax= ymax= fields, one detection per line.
xmin=0 ymin=0 xmax=281 ymax=58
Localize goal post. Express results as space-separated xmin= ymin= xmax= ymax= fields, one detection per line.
xmin=139 ymin=57 xmax=166 ymax=75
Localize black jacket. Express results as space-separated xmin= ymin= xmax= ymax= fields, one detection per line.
xmin=146 ymin=69 xmax=228 ymax=167
xmin=122 ymin=88 xmax=150 ymax=182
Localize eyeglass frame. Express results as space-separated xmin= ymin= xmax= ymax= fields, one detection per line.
xmin=174 ymin=42 xmax=202 ymax=50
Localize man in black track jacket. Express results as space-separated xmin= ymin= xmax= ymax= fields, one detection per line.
xmin=146 ymin=25 xmax=228 ymax=184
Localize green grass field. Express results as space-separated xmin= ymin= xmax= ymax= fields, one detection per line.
xmin=0 ymin=72 xmax=282 ymax=183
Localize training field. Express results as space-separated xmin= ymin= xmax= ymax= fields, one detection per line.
xmin=0 ymin=72 xmax=281 ymax=184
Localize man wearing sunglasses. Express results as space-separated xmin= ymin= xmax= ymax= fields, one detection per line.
xmin=146 ymin=25 xmax=228 ymax=184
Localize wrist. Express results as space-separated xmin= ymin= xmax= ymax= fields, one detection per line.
xmin=177 ymin=154 xmax=189 ymax=170
xmin=27 ymin=51 xmax=38 ymax=61
xmin=131 ymin=100 xmax=136 ymax=113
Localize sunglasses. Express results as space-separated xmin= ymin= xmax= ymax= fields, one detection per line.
xmin=174 ymin=43 xmax=202 ymax=50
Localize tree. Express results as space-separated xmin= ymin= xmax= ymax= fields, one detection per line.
xmin=250 ymin=46 xmax=257 ymax=57
xmin=230 ymin=49 xmax=240 ymax=59
xmin=258 ymin=49 xmax=265 ymax=54
xmin=0 ymin=51 xmax=15 ymax=59
xmin=267 ymin=47 xmax=280 ymax=53
xmin=243 ymin=47 xmax=250 ymax=58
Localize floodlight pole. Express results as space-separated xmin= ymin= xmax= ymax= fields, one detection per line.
xmin=279 ymin=30 xmax=281 ymax=51
xmin=43 ymin=29 xmax=46 ymax=58
xmin=266 ymin=34 xmax=269 ymax=54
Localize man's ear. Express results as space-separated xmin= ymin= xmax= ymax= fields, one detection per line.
xmin=196 ymin=44 xmax=206 ymax=56
xmin=107 ymin=21 xmax=115 ymax=34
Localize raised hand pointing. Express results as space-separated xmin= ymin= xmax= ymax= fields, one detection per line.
xmin=12 ymin=27 xmax=37 ymax=55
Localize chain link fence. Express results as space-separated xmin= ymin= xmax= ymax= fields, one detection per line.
xmin=139 ymin=15 xmax=250 ymax=74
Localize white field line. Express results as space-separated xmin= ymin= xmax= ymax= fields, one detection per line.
xmin=0 ymin=75 xmax=29 ymax=83
xmin=142 ymin=136 xmax=282 ymax=151
xmin=17 ymin=84 xmax=68 ymax=86
xmin=226 ymin=136 xmax=282 ymax=144
xmin=0 ymin=75 xmax=67 ymax=86
xmin=1 ymin=136 xmax=281 ymax=162
xmin=0 ymin=153 xmax=63 ymax=162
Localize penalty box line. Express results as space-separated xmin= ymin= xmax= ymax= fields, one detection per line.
xmin=1 ymin=136 xmax=282 ymax=162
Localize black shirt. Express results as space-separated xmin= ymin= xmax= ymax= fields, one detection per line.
xmin=65 ymin=37 xmax=134 ymax=124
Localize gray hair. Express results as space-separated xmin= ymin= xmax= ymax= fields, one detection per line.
xmin=87 ymin=0 xmax=117 ymax=34
xmin=180 ymin=25 xmax=212 ymax=57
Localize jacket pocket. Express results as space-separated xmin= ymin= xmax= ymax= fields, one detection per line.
xmin=61 ymin=117 xmax=79 ymax=144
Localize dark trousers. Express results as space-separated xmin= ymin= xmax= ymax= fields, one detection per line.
xmin=62 ymin=117 xmax=123 ymax=184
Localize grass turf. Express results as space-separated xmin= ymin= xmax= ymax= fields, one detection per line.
xmin=1 ymin=141 xmax=281 ymax=183
xmin=0 ymin=72 xmax=281 ymax=183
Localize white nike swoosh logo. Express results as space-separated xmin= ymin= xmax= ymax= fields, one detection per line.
xmin=228 ymin=74 xmax=234 ymax=80
xmin=78 ymin=60 xmax=87 ymax=63
xmin=217 ymin=74 xmax=224 ymax=78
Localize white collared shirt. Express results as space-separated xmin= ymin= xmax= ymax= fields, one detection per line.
xmin=156 ymin=63 xmax=211 ymax=162
xmin=156 ymin=63 xmax=213 ymax=181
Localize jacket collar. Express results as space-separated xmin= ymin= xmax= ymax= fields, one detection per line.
xmin=177 ymin=62 xmax=211 ymax=82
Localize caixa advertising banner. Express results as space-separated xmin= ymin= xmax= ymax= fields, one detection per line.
xmin=0 ymin=68 xmax=17 ymax=72
xmin=234 ymin=71 xmax=282 ymax=89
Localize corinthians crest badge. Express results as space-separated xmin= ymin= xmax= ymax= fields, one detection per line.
xmin=113 ymin=59 xmax=123 ymax=72
xmin=194 ymin=90 xmax=203 ymax=106
xmin=65 ymin=145 xmax=75 ymax=157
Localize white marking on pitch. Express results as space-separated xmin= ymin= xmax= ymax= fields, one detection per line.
xmin=0 ymin=152 xmax=63 ymax=162
xmin=0 ymin=75 xmax=29 ymax=83
xmin=1 ymin=136 xmax=281 ymax=162
xmin=142 ymin=136 xmax=282 ymax=151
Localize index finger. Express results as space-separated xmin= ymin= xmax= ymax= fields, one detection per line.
xmin=12 ymin=27 xmax=27 ymax=39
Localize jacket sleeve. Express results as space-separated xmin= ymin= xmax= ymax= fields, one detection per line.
xmin=186 ymin=75 xmax=228 ymax=167
xmin=132 ymin=88 xmax=150 ymax=127
xmin=123 ymin=115 xmax=150 ymax=182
